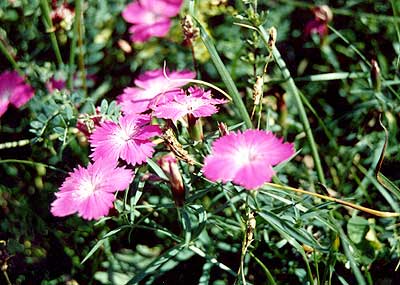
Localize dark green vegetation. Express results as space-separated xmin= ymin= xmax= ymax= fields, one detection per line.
xmin=1 ymin=0 xmax=400 ymax=284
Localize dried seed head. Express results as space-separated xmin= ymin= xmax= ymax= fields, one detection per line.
xmin=181 ymin=15 xmax=200 ymax=44
xmin=246 ymin=212 xmax=256 ymax=246
xmin=268 ymin=27 xmax=277 ymax=50
xmin=162 ymin=128 xmax=195 ymax=165
xmin=252 ymin=76 xmax=264 ymax=106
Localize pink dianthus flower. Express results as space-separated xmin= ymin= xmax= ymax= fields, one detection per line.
xmin=0 ymin=70 xmax=34 ymax=118
xmin=51 ymin=159 xmax=134 ymax=220
xmin=152 ymin=86 xmax=227 ymax=122
xmin=122 ymin=0 xmax=183 ymax=43
xmin=202 ymin=130 xmax=294 ymax=190
xmin=117 ymin=68 xmax=195 ymax=115
xmin=89 ymin=114 xmax=161 ymax=166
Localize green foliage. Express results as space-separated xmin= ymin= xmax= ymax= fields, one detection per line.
xmin=1 ymin=0 xmax=400 ymax=284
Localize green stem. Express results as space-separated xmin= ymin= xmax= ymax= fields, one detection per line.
xmin=0 ymin=159 xmax=67 ymax=173
xmin=258 ymin=25 xmax=326 ymax=185
xmin=392 ymin=0 xmax=400 ymax=71
xmin=249 ymin=252 xmax=276 ymax=285
xmin=194 ymin=16 xmax=253 ymax=129
xmin=2 ymin=270 xmax=12 ymax=285
xmin=0 ymin=40 xmax=19 ymax=72
xmin=278 ymin=0 xmax=400 ymax=23
xmin=68 ymin=0 xmax=80 ymax=89
xmin=39 ymin=0 xmax=63 ymax=66
xmin=75 ymin=0 xmax=87 ymax=94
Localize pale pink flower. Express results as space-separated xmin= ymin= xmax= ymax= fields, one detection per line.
xmin=117 ymin=68 xmax=195 ymax=115
xmin=122 ymin=0 xmax=183 ymax=43
xmin=202 ymin=130 xmax=294 ymax=190
xmin=89 ymin=114 xmax=161 ymax=166
xmin=51 ymin=159 xmax=134 ymax=220
xmin=0 ymin=70 xmax=34 ymax=118
xmin=152 ymin=86 xmax=227 ymax=122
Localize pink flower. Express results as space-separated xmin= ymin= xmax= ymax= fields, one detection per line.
xmin=51 ymin=159 xmax=134 ymax=220
xmin=0 ymin=70 xmax=34 ymax=118
xmin=89 ymin=114 xmax=161 ymax=166
xmin=46 ymin=76 xmax=66 ymax=93
xmin=304 ymin=5 xmax=332 ymax=39
xmin=117 ymin=68 xmax=195 ymax=115
xmin=202 ymin=130 xmax=294 ymax=190
xmin=122 ymin=0 xmax=183 ymax=43
xmin=153 ymin=86 xmax=227 ymax=122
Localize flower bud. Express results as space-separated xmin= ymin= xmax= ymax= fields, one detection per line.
xmin=76 ymin=107 xmax=103 ymax=138
xmin=370 ymin=59 xmax=381 ymax=92
xmin=217 ymin=122 xmax=229 ymax=136
xmin=158 ymin=153 xmax=185 ymax=206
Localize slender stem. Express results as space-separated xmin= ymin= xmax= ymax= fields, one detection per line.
xmin=264 ymin=182 xmax=400 ymax=218
xmin=0 ymin=40 xmax=19 ymax=72
xmin=249 ymin=252 xmax=276 ymax=285
xmin=391 ymin=0 xmax=400 ymax=72
xmin=194 ymin=16 xmax=253 ymax=128
xmin=75 ymin=0 xmax=87 ymax=94
xmin=0 ymin=139 xmax=30 ymax=150
xmin=278 ymin=0 xmax=400 ymax=23
xmin=68 ymin=0 xmax=80 ymax=89
xmin=39 ymin=0 xmax=63 ymax=66
xmin=2 ymin=270 xmax=12 ymax=285
xmin=258 ymin=25 xmax=326 ymax=185
xmin=0 ymin=159 xmax=67 ymax=173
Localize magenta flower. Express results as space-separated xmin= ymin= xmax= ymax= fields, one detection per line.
xmin=0 ymin=70 xmax=34 ymax=118
xmin=202 ymin=130 xmax=294 ymax=190
xmin=46 ymin=76 xmax=66 ymax=93
xmin=122 ymin=0 xmax=183 ymax=43
xmin=117 ymin=68 xmax=195 ymax=115
xmin=304 ymin=5 xmax=332 ymax=39
xmin=89 ymin=114 xmax=161 ymax=166
xmin=153 ymin=86 xmax=227 ymax=122
xmin=51 ymin=159 xmax=134 ymax=220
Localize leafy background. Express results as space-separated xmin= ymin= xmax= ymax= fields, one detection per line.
xmin=1 ymin=0 xmax=400 ymax=284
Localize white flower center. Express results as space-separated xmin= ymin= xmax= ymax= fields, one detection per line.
xmin=0 ymin=89 xmax=11 ymax=104
xmin=116 ymin=128 xmax=132 ymax=142
xmin=235 ymin=146 xmax=259 ymax=165
xmin=74 ymin=178 xmax=97 ymax=201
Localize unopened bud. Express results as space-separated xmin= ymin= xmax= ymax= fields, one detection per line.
xmin=313 ymin=5 xmax=333 ymax=23
xmin=76 ymin=107 xmax=103 ymax=137
xmin=218 ymin=122 xmax=229 ymax=136
xmin=370 ymin=59 xmax=381 ymax=92
xmin=118 ymin=39 xmax=132 ymax=54
xmin=158 ymin=153 xmax=185 ymax=206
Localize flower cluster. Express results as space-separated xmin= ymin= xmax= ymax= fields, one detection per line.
xmin=122 ymin=0 xmax=183 ymax=43
xmin=117 ymin=68 xmax=195 ymax=115
xmin=0 ymin=71 xmax=34 ymax=118
xmin=51 ymin=0 xmax=295 ymax=221
xmin=51 ymin=112 xmax=161 ymax=220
